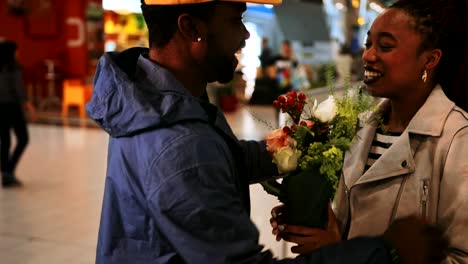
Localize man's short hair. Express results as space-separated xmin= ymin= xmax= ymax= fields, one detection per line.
xmin=140 ymin=0 xmax=281 ymax=48
xmin=141 ymin=1 xmax=216 ymax=48
xmin=143 ymin=0 xmax=281 ymax=5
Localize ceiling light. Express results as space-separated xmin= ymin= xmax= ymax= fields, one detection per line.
xmin=335 ymin=2 xmax=345 ymax=10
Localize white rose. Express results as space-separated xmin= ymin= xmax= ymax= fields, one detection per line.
xmin=273 ymin=147 xmax=302 ymax=174
xmin=313 ymin=95 xmax=337 ymax=123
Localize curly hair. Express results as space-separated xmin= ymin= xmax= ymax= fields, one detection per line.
xmin=390 ymin=0 xmax=467 ymax=109
xmin=140 ymin=1 xmax=217 ymax=48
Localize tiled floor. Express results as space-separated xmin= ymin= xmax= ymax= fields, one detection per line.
xmin=0 ymin=104 xmax=307 ymax=264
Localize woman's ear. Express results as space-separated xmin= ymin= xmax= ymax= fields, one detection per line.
xmin=177 ymin=14 xmax=205 ymax=42
xmin=423 ymin=48 xmax=443 ymax=71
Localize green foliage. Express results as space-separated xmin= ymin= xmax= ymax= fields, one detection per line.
xmin=299 ymin=142 xmax=325 ymax=169
xmin=293 ymin=125 xmax=315 ymax=152
xmin=291 ymin=80 xmax=377 ymax=192
xmin=319 ymin=146 xmax=343 ymax=190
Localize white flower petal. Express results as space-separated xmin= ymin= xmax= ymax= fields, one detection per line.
xmin=313 ymin=96 xmax=337 ymax=123
xmin=273 ymin=147 xmax=302 ymax=174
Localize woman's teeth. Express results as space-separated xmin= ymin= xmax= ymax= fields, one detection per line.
xmin=364 ymin=70 xmax=382 ymax=81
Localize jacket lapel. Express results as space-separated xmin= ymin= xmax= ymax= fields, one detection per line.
xmin=343 ymin=124 xmax=376 ymax=188
xmin=356 ymin=85 xmax=453 ymax=185
xmin=355 ymin=131 xmax=416 ymax=186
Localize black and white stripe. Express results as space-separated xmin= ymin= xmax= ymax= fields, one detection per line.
xmin=365 ymin=128 xmax=402 ymax=172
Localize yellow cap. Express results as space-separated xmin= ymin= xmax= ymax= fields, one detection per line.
xmin=143 ymin=0 xmax=282 ymax=5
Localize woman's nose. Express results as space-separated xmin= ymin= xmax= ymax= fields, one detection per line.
xmin=362 ymin=47 xmax=376 ymax=64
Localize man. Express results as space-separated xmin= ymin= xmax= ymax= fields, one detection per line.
xmin=274 ymin=40 xmax=297 ymax=94
xmin=87 ymin=0 xmax=447 ymax=263
xmin=0 ymin=40 xmax=35 ymax=187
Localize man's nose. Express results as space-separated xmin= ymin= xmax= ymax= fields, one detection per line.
xmin=243 ymin=24 xmax=250 ymax=40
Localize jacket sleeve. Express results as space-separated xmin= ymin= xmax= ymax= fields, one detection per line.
xmin=439 ymin=126 xmax=468 ymax=264
xmin=147 ymin=136 xmax=393 ymax=264
xmin=239 ymin=139 xmax=279 ymax=184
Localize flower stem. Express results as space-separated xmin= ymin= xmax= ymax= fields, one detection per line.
xmin=260 ymin=179 xmax=282 ymax=197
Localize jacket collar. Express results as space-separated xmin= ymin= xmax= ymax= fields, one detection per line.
xmin=343 ymin=85 xmax=454 ymax=188
xmin=87 ymin=48 xmax=216 ymax=137
xmin=373 ymin=85 xmax=454 ymax=137
xmin=406 ymin=85 xmax=454 ymax=136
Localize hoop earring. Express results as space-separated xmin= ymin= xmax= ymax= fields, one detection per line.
xmin=422 ymin=70 xmax=427 ymax=83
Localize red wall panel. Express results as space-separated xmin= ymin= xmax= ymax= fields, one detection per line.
xmin=0 ymin=0 xmax=102 ymax=98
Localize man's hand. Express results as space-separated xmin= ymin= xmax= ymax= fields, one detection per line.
xmin=383 ymin=216 xmax=448 ymax=264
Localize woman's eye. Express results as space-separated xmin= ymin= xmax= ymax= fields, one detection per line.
xmin=379 ymin=44 xmax=392 ymax=51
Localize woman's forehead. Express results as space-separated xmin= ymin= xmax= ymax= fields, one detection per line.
xmin=369 ymin=9 xmax=415 ymax=36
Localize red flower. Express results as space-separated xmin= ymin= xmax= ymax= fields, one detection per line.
xmin=273 ymin=100 xmax=280 ymax=108
xmin=298 ymin=92 xmax=306 ymax=102
xmin=295 ymin=102 xmax=304 ymax=111
xmin=288 ymin=91 xmax=297 ymax=98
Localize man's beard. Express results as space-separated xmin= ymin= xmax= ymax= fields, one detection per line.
xmin=206 ymin=51 xmax=236 ymax=84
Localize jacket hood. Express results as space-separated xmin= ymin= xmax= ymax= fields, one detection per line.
xmin=86 ymin=48 xmax=211 ymax=137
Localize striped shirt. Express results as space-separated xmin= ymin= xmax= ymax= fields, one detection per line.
xmin=365 ymin=127 xmax=402 ymax=172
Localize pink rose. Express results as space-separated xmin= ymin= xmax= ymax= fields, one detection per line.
xmin=265 ymin=128 xmax=295 ymax=155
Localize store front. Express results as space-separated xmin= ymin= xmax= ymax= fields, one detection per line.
xmin=0 ymin=0 xmax=104 ymax=112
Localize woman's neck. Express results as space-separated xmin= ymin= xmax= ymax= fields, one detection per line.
xmin=385 ymin=84 xmax=434 ymax=133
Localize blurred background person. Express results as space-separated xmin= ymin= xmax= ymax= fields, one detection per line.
xmin=259 ymin=37 xmax=273 ymax=69
xmin=335 ymin=44 xmax=353 ymax=86
xmin=0 ymin=40 xmax=36 ymax=187
xmin=274 ymin=40 xmax=297 ymax=95
xmin=250 ymin=58 xmax=278 ymax=105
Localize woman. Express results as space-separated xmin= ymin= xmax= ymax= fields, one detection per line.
xmin=0 ymin=40 xmax=35 ymax=187
xmin=271 ymin=0 xmax=468 ymax=262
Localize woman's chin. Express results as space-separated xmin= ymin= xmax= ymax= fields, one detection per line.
xmin=363 ymin=84 xmax=380 ymax=97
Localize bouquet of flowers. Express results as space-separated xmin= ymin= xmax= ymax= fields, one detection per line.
xmin=262 ymin=85 xmax=376 ymax=228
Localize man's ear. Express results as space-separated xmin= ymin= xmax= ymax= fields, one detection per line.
xmin=178 ymin=14 xmax=205 ymax=42
xmin=423 ymin=48 xmax=442 ymax=71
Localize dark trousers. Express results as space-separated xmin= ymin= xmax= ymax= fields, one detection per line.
xmin=0 ymin=103 xmax=29 ymax=175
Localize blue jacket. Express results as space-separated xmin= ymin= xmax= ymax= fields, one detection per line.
xmin=87 ymin=48 xmax=393 ymax=264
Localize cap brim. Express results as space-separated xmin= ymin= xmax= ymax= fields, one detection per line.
xmin=224 ymin=0 xmax=281 ymax=4
xmin=144 ymin=0 xmax=282 ymax=5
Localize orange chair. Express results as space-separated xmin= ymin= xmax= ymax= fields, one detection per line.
xmin=62 ymin=79 xmax=93 ymax=118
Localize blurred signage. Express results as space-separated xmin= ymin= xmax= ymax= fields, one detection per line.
xmin=7 ymin=0 xmax=30 ymax=16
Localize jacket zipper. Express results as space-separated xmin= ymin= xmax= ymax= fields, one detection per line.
xmin=421 ymin=180 xmax=429 ymax=220
xmin=343 ymin=186 xmax=351 ymax=239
